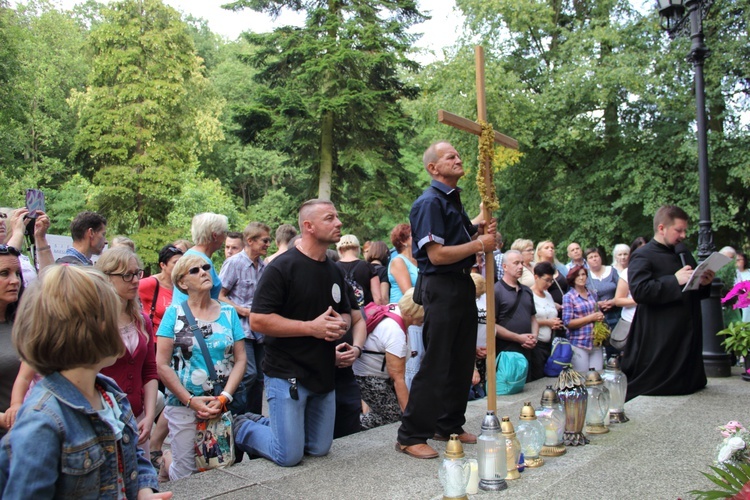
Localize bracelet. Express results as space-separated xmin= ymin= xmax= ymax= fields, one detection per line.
xmin=353 ymin=346 xmax=363 ymax=358
xmin=478 ymin=238 xmax=486 ymax=254
xmin=217 ymin=395 xmax=229 ymax=407
xmin=36 ymin=245 xmax=51 ymax=252
xmin=220 ymin=391 xmax=233 ymax=403
xmin=186 ymin=395 xmax=194 ymax=409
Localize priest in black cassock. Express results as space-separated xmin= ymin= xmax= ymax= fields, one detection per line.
xmin=622 ymin=205 xmax=715 ymax=401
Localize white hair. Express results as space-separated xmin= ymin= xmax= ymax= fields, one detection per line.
xmin=191 ymin=212 xmax=229 ymax=245
xmin=612 ymin=243 xmax=630 ymax=265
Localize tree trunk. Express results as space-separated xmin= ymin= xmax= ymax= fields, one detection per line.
xmin=318 ymin=109 xmax=334 ymax=200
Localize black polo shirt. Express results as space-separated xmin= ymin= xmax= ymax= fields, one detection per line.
xmin=494 ymin=279 xmax=536 ymax=353
xmin=409 ymin=180 xmax=478 ymax=275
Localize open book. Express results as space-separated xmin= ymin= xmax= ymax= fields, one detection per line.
xmin=682 ymin=252 xmax=732 ymax=291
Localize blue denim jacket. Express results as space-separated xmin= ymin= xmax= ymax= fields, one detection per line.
xmin=0 ymin=372 xmax=159 ymax=499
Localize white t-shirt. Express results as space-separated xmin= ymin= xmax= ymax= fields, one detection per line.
xmin=353 ymin=314 xmax=409 ymax=378
xmin=620 ymin=268 xmax=636 ymax=322
xmin=533 ymin=290 xmax=557 ymax=343
xmin=476 ymin=294 xmax=487 ymax=348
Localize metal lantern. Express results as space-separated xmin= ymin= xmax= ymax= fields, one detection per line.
xmin=477 ymin=411 xmax=508 ymax=491
xmin=602 ymin=356 xmax=630 ymax=423
xmin=516 ymin=402 xmax=545 ymax=468
xmin=584 ymin=368 xmax=611 ymax=435
xmin=554 ymin=367 xmax=589 ymax=446
xmin=537 ymin=385 xmax=567 ymax=457
xmin=438 ymin=434 xmax=471 ymax=500
xmin=500 ymin=416 xmax=521 ymax=480
xmin=656 ymin=0 xmax=685 ymax=30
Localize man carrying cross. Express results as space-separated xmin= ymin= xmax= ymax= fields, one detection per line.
xmin=395 ymin=141 xmax=497 ymax=459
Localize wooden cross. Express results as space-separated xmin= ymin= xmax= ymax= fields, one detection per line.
xmin=438 ymin=45 xmax=519 ymax=413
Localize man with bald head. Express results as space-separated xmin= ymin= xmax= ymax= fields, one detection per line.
xmin=395 ymin=141 xmax=497 ymax=459
xmin=235 ymin=199 xmax=352 ymax=466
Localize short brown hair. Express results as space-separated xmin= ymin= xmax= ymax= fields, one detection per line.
xmin=13 ymin=265 xmax=124 ymax=376
xmin=171 ymin=254 xmax=208 ymax=294
xmin=653 ymin=205 xmax=689 ymax=233
xmin=243 ymin=222 xmax=271 ymax=242
xmin=390 ymin=224 xmax=411 ymax=253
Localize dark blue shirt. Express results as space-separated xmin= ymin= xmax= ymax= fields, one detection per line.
xmin=409 ymin=180 xmax=478 ymax=275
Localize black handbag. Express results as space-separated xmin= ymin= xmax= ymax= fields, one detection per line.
xmin=182 ymin=301 xmax=247 ymax=414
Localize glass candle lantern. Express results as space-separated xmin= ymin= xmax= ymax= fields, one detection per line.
xmin=516 ymin=402 xmax=545 ymax=468
xmin=500 ymin=416 xmax=521 ymax=480
xmin=438 ymin=434 xmax=471 ymax=500
xmin=537 ymin=385 xmax=566 ymax=457
xmin=584 ymin=368 xmax=611 ymax=434
xmin=477 ymin=411 xmax=508 ymax=491
xmin=602 ymin=356 xmax=629 ymax=423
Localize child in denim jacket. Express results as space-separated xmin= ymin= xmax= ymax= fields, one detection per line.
xmin=0 ymin=265 xmax=171 ymax=499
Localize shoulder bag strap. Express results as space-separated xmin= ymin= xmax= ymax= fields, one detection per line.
xmin=181 ymin=301 xmax=218 ymax=380
xmin=149 ymin=277 xmax=160 ymax=322
xmin=500 ymin=288 xmax=524 ymax=325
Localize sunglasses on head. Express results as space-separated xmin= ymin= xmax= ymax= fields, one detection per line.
xmin=0 ymin=245 xmax=21 ymax=257
xmin=188 ymin=263 xmax=212 ymax=275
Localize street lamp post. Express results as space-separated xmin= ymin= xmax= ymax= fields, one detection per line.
xmin=656 ymin=0 xmax=731 ymax=377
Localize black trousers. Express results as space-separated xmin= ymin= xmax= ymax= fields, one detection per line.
xmin=397 ymin=273 xmax=478 ymax=445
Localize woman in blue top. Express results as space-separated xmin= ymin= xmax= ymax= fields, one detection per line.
xmin=584 ymin=247 xmax=620 ymax=331
xmin=388 ymin=224 xmax=418 ymax=303
xmin=156 ymin=254 xmax=246 ymax=481
xmin=0 ymin=265 xmax=168 ymax=499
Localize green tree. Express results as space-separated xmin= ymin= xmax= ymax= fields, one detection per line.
xmin=69 ymin=0 xmax=224 ymax=234
xmin=440 ymin=0 xmax=750 ymax=253
xmin=222 ymin=0 xmax=427 ymax=237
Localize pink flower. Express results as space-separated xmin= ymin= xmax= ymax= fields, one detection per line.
xmin=722 ymin=281 xmax=750 ymax=310
xmin=719 ymin=421 xmax=745 ymax=437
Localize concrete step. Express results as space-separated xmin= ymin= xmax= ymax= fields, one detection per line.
xmin=164 ymin=367 xmax=748 ymax=499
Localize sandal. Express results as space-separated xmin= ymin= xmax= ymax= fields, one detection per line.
xmin=150 ymin=450 xmax=163 ymax=469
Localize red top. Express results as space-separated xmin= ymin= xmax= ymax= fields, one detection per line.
xmin=138 ymin=276 xmax=173 ymax=332
xmin=101 ymin=313 xmax=159 ymax=417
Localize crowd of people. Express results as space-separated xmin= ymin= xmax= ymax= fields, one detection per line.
xmin=0 ymin=141 xmax=744 ymax=495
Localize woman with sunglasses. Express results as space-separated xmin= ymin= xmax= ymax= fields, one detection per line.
xmin=96 ymin=247 xmax=159 ymax=455
xmin=156 ymin=254 xmax=246 ymax=480
xmin=0 ymin=244 xmax=23 ymax=438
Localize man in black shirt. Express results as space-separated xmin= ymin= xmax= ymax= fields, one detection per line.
xmin=396 ymin=141 xmax=496 ymax=459
xmin=234 ymin=199 xmax=352 ymax=467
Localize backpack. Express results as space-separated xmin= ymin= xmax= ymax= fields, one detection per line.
xmin=363 ymin=303 xmax=407 ymax=335
xmin=544 ymin=337 xmax=573 ymax=377
xmin=496 ymin=351 xmax=528 ymax=395
xmin=343 ymin=261 xmax=366 ymax=313
xmin=361 ymin=302 xmax=407 ymax=372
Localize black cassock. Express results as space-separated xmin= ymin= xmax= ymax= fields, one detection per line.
xmin=621 ymin=239 xmax=709 ymax=400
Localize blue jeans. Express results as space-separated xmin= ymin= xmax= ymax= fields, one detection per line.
xmin=234 ymin=376 xmax=335 ymax=467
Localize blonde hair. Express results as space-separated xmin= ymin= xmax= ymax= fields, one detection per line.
xmin=191 ymin=212 xmax=229 ymax=246
xmin=171 ymin=254 xmax=208 ymax=294
xmin=95 ymin=247 xmax=146 ymax=337
xmin=511 ymin=238 xmax=534 ymax=253
xmin=13 ymin=265 xmax=125 ymax=376
xmin=398 ymin=288 xmax=424 ymax=324
xmin=470 ymin=272 xmax=486 ymax=298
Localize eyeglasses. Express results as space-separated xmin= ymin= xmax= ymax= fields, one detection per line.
xmin=188 ymin=263 xmax=212 ymax=275
xmin=540 ymin=277 xmax=554 ymax=284
xmin=0 ymin=245 xmax=21 ymax=257
xmin=257 ymin=237 xmax=272 ymax=244
xmin=110 ymin=269 xmax=144 ymax=282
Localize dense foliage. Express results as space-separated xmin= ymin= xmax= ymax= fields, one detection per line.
xmin=0 ymin=0 xmax=748 ymax=263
